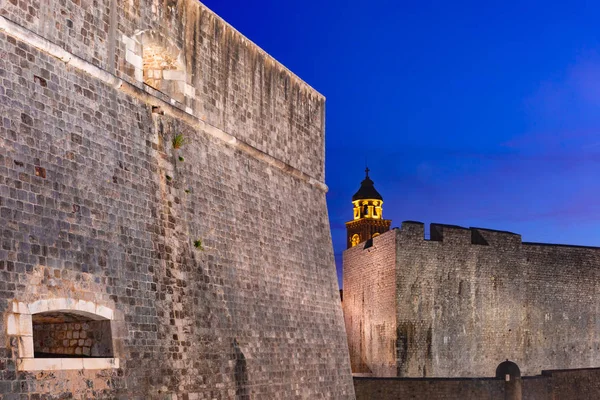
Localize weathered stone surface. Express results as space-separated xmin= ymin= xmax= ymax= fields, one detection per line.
xmin=0 ymin=0 xmax=353 ymax=398
xmin=344 ymin=221 xmax=600 ymax=378
xmin=343 ymin=229 xmax=397 ymax=376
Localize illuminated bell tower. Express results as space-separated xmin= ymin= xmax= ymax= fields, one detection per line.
xmin=345 ymin=168 xmax=392 ymax=248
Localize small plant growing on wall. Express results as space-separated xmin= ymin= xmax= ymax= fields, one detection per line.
xmin=178 ymin=156 xmax=184 ymax=162
xmin=193 ymin=239 xmax=204 ymax=251
xmin=172 ymin=134 xmax=185 ymax=149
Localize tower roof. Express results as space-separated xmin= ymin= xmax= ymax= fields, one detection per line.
xmin=352 ymin=168 xmax=383 ymax=201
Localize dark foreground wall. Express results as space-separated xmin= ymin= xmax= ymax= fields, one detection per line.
xmin=355 ymin=368 xmax=600 ymax=400
xmin=0 ymin=0 xmax=354 ymax=398
xmin=354 ymin=376 xmax=505 ymax=400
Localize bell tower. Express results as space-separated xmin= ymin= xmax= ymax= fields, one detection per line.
xmin=345 ymin=168 xmax=392 ymax=248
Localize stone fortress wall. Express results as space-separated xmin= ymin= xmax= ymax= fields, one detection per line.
xmin=354 ymin=367 xmax=600 ymax=400
xmin=342 ymin=227 xmax=397 ymax=377
xmin=343 ymin=221 xmax=600 ymax=379
xmin=0 ymin=0 xmax=354 ymax=398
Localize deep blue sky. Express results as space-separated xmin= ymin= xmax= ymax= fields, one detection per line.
xmin=201 ymin=0 xmax=600 ymax=286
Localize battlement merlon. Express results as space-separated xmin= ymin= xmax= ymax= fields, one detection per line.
xmin=397 ymin=221 xmax=425 ymax=239
xmin=397 ymin=221 xmax=522 ymax=246
xmin=470 ymin=226 xmax=522 ymax=246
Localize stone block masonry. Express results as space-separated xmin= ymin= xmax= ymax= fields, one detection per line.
xmin=343 ymin=220 xmax=600 ymax=379
xmin=343 ymin=229 xmax=397 ymax=377
xmin=0 ymin=0 xmax=354 ymax=398
xmin=396 ymin=222 xmax=600 ymax=378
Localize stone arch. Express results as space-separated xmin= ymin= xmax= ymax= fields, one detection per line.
xmin=496 ymin=359 xmax=521 ymax=380
xmin=28 ymin=298 xmax=114 ymax=320
xmin=7 ymin=298 xmax=120 ymax=371
xmin=135 ymin=30 xmax=187 ymax=103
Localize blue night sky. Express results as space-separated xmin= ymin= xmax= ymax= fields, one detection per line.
xmin=201 ymin=0 xmax=600 ymax=286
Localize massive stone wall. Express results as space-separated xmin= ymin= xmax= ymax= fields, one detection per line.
xmin=343 ymin=219 xmax=600 ymax=380
xmin=396 ymin=222 xmax=600 ymax=378
xmin=343 ymin=230 xmax=397 ymax=377
xmin=0 ymin=1 xmax=354 ymax=398
xmin=1 ymin=0 xmax=325 ymax=180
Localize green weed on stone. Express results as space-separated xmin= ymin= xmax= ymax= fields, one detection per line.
xmin=172 ymin=134 xmax=185 ymax=149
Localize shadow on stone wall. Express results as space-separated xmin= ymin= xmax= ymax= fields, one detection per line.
xmin=232 ymin=339 xmax=249 ymax=400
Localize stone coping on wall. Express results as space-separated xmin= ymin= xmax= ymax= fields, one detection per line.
xmin=17 ymin=358 xmax=120 ymax=371
xmin=353 ymin=376 xmax=501 ymax=382
xmin=353 ymin=366 xmax=600 ymax=381
xmin=354 ymin=368 xmax=600 ymax=399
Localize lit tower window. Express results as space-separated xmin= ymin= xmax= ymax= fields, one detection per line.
xmin=345 ymin=168 xmax=391 ymax=248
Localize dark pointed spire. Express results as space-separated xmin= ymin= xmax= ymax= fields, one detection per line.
xmin=352 ymin=168 xmax=383 ymax=201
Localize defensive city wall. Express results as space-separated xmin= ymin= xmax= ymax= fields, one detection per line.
xmin=354 ymin=367 xmax=600 ymax=400
xmin=343 ymin=221 xmax=600 ymax=379
xmin=0 ymin=0 xmax=354 ymax=398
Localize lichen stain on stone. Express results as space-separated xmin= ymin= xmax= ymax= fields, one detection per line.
xmin=185 ymin=6 xmax=200 ymax=82
xmin=396 ymin=321 xmax=414 ymax=376
xmin=219 ymin=27 xmax=233 ymax=125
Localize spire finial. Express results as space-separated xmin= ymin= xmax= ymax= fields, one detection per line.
xmin=365 ymin=166 xmax=370 ymax=177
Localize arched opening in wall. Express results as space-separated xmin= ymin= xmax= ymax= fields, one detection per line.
xmin=139 ymin=31 xmax=186 ymax=103
xmin=32 ymin=311 xmax=113 ymax=358
xmin=496 ymin=360 xmax=521 ymax=381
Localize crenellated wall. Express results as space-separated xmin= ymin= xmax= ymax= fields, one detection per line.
xmin=396 ymin=221 xmax=600 ymax=377
xmin=0 ymin=1 xmax=353 ymax=398
xmin=343 ymin=219 xmax=600 ymax=379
